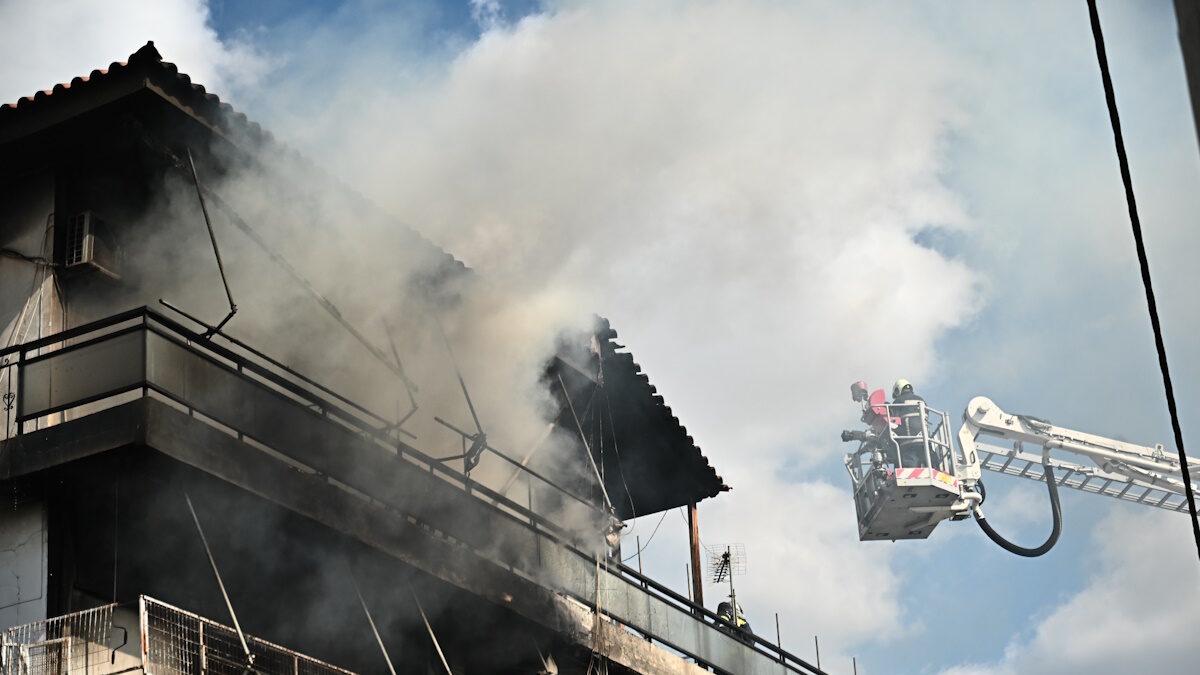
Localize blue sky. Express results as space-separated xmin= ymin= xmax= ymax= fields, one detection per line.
xmin=3 ymin=1 xmax=1199 ymax=673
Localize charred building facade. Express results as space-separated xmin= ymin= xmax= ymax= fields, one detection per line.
xmin=0 ymin=44 xmax=823 ymax=675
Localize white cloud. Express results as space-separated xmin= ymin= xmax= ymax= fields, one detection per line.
xmin=310 ymin=0 xmax=981 ymax=459
xmin=977 ymin=480 xmax=1055 ymax=536
xmin=0 ymin=0 xmax=274 ymax=107
xmin=469 ymin=0 xmax=505 ymax=32
xmin=707 ymin=472 xmax=911 ymax=651
xmin=274 ymin=0 xmax=984 ymax=659
xmin=937 ymin=508 xmax=1200 ymax=675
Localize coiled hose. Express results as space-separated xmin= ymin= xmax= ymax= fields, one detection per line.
xmin=973 ymin=463 xmax=1062 ymax=557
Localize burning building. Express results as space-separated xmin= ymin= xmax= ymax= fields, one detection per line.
xmin=0 ymin=43 xmax=824 ymax=674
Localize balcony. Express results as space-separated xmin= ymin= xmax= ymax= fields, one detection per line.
xmin=1 ymin=595 xmax=353 ymax=674
xmin=0 ymin=308 xmax=823 ymax=675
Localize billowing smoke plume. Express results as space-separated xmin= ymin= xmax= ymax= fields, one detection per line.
xmin=3 ymin=0 xmax=994 ymax=667
xmin=263 ymin=1 xmax=982 ymax=659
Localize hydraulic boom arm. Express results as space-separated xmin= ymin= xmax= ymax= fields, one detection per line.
xmin=841 ymin=382 xmax=1196 ymax=558
xmin=960 ymin=396 xmax=1198 ymax=513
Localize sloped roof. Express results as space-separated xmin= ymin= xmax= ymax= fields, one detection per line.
xmin=1 ymin=41 xmax=268 ymax=143
xmin=553 ymin=318 xmax=729 ymax=520
xmin=0 ymin=41 xmax=466 ymax=275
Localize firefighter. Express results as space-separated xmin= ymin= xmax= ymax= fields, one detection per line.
xmin=716 ymin=601 xmax=753 ymax=643
xmin=891 ymin=379 xmax=931 ymax=468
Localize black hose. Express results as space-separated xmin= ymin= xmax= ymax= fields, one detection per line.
xmin=973 ymin=464 xmax=1062 ymax=557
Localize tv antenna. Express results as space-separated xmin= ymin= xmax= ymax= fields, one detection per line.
xmin=430 ymin=311 xmax=490 ymax=478
xmin=707 ymin=544 xmax=746 ymax=617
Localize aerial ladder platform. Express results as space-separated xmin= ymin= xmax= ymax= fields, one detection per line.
xmin=841 ymin=381 xmax=1199 ymax=555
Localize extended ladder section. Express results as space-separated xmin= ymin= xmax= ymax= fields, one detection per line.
xmin=842 ymin=384 xmax=1197 ymax=554
xmin=961 ymin=396 xmax=1198 ymax=513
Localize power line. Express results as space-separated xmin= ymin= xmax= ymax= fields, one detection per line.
xmin=622 ymin=510 xmax=669 ymax=562
xmin=1086 ymin=0 xmax=1200 ymax=562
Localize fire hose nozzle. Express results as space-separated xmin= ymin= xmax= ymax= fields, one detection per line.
xmin=842 ymin=429 xmax=867 ymax=443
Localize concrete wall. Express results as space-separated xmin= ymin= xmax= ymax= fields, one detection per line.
xmin=0 ymin=169 xmax=55 ymax=345
xmin=0 ymin=500 xmax=48 ymax=630
xmin=1 ymin=169 xmax=67 ymax=438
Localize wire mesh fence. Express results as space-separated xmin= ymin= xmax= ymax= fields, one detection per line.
xmin=1 ymin=604 xmax=115 ymax=675
xmin=141 ymin=597 xmax=354 ymax=675
xmin=1 ymin=598 xmax=355 ymax=675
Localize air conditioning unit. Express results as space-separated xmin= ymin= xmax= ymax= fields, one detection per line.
xmin=65 ymin=211 xmax=120 ymax=278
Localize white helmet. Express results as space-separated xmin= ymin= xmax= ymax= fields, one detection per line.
xmin=893 ymin=379 xmax=912 ymax=398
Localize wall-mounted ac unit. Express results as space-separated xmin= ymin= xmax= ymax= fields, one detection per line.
xmin=65 ymin=211 xmax=120 ymax=278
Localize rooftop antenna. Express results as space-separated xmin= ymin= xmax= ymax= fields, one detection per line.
xmin=708 ymin=543 xmax=747 ymax=620
xmin=383 ymin=319 xmax=419 ymax=433
xmin=185 ymin=174 xmax=419 ymax=400
xmin=555 ymin=372 xmax=616 ymax=516
xmin=149 ymin=139 xmax=419 ymax=438
xmin=184 ymin=493 xmax=255 ymax=673
xmin=185 ymin=146 xmax=237 ymax=337
xmin=431 ymin=313 xmax=488 ymax=477
xmin=427 ymin=314 xmax=621 ymax=538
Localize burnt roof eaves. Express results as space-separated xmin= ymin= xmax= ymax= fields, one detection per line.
xmin=553 ymin=352 xmax=600 ymax=385
xmin=594 ymin=316 xmax=730 ymax=497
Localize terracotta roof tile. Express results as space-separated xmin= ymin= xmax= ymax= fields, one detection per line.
xmin=1 ymin=42 xmax=273 ymax=145
xmin=1 ymin=41 xmax=466 ymax=274
xmin=3 ymin=46 xmax=142 ymax=112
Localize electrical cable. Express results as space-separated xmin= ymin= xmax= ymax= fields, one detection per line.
xmin=199 ymin=187 xmax=418 ymax=391
xmin=621 ymin=509 xmax=669 ymax=562
xmin=677 ymin=507 xmax=718 ymax=559
xmin=557 ymin=373 xmax=616 ymax=514
xmin=7 ymin=213 xmax=58 ymax=351
xmin=602 ymin=386 xmax=640 ymax=521
xmin=0 ymin=249 xmax=52 ymax=266
xmin=973 ymin=463 xmax=1062 ymax=557
xmin=1086 ymin=0 xmax=1200 ymax=563
xmin=185 ymin=146 xmax=237 ymax=336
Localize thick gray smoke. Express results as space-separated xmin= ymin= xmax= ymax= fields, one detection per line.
xmin=2 ymin=1 xmax=982 ymax=668
xmin=247 ymin=3 xmax=982 ymax=659
xmin=103 ymin=135 xmax=607 ymax=531
xmin=33 ymin=1 xmax=1187 ymax=671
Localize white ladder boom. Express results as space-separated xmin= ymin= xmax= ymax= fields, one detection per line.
xmin=960 ymin=396 xmax=1197 ymax=514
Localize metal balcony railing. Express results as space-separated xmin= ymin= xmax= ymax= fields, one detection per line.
xmin=140 ymin=596 xmax=353 ymax=675
xmin=1 ymin=605 xmax=114 ymax=675
xmin=0 ymin=597 xmax=353 ymax=675
xmin=0 ymin=307 xmax=826 ymax=675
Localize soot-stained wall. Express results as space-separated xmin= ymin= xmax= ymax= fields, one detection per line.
xmin=40 ymin=447 xmax=589 ymax=674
